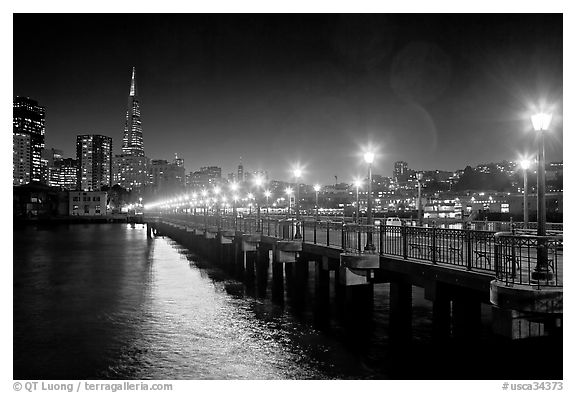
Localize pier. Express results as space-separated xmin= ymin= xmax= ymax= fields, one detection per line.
xmin=145 ymin=213 xmax=563 ymax=341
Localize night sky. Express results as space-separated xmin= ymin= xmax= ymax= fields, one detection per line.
xmin=13 ymin=14 xmax=563 ymax=183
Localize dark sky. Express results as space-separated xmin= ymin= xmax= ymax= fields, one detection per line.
xmin=13 ymin=14 xmax=563 ymax=183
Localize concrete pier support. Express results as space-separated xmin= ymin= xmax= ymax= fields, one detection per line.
xmin=452 ymin=292 xmax=482 ymax=339
xmin=389 ymin=280 xmax=413 ymax=341
xmin=431 ymin=284 xmax=452 ymax=339
xmin=272 ymin=259 xmax=284 ymax=304
xmin=233 ymin=240 xmax=244 ymax=279
xmin=244 ymin=251 xmax=256 ymax=286
xmin=315 ymin=257 xmax=331 ymax=300
xmin=288 ymin=256 xmax=309 ymax=308
xmin=312 ymin=258 xmax=331 ymax=329
xmin=255 ymin=248 xmax=270 ymax=298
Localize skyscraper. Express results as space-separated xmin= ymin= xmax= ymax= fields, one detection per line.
xmin=115 ymin=67 xmax=149 ymax=191
xmin=13 ymin=97 xmax=46 ymax=185
xmin=122 ymin=67 xmax=144 ymax=157
xmin=77 ymin=135 xmax=112 ymax=191
xmin=237 ymin=158 xmax=244 ymax=183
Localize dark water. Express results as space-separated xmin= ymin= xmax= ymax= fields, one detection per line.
xmin=14 ymin=224 xmax=561 ymax=380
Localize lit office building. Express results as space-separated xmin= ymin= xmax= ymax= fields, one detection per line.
xmin=13 ymin=97 xmax=46 ymax=185
xmin=116 ymin=67 xmax=149 ymax=192
xmin=76 ymin=134 xmax=112 ymax=191
xmin=57 ymin=158 xmax=79 ymax=190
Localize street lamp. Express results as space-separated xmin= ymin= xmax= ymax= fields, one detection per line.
xmin=530 ymin=111 xmax=553 ymax=280
xmin=364 ymin=151 xmax=376 ymax=252
xmin=519 ymin=159 xmax=531 ymax=228
xmin=353 ymin=178 xmax=362 ymax=224
xmin=293 ymin=168 xmax=302 ymax=239
xmin=247 ymin=193 xmax=254 ymax=216
xmin=213 ymin=186 xmax=221 ymax=218
xmin=201 ymin=189 xmax=208 ymax=228
xmin=416 ymin=172 xmax=423 ymax=226
xmin=230 ymin=182 xmax=239 ymax=223
xmin=253 ymin=175 xmax=264 ymax=232
xmin=285 ymin=187 xmax=293 ymax=219
xmin=313 ymin=184 xmax=321 ymax=221
xmin=191 ymin=192 xmax=198 ymax=215
xmin=264 ymin=190 xmax=272 ymax=219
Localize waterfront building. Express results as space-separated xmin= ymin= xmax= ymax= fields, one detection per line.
xmin=76 ymin=134 xmax=113 ymax=191
xmin=115 ymin=67 xmax=149 ymax=192
xmin=13 ymin=182 xmax=67 ymax=218
xmin=13 ymin=97 xmax=46 ymax=185
xmin=69 ymin=191 xmax=108 ymax=216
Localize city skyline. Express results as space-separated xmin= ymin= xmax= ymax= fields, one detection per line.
xmin=13 ymin=14 xmax=563 ymax=182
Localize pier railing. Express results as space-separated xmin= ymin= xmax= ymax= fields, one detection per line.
xmin=149 ymin=213 xmax=562 ymax=287
xmin=493 ymin=232 xmax=563 ymax=288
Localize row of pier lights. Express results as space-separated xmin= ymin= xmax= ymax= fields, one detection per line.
xmin=146 ymin=111 xmax=556 ymax=279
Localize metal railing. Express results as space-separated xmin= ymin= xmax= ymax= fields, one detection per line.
xmin=493 ymin=232 xmax=563 ymax=288
xmin=147 ymin=214 xmax=563 ymax=287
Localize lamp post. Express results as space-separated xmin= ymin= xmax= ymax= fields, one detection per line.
xmin=364 ymin=151 xmax=376 ymax=252
xmin=264 ymin=190 xmax=271 ymax=219
xmin=247 ymin=193 xmax=254 ymax=216
xmin=353 ymin=178 xmax=362 ymax=224
xmin=416 ymin=172 xmax=423 ymax=226
xmin=313 ymin=184 xmax=321 ymax=221
xmin=519 ymin=160 xmax=531 ymax=228
xmin=201 ymin=189 xmax=208 ymax=228
xmin=530 ymin=112 xmax=553 ymax=280
xmin=253 ymin=175 xmax=263 ymax=232
xmin=293 ymin=168 xmax=302 ymax=239
xmin=213 ymin=186 xmax=221 ymax=219
xmin=230 ymin=182 xmax=238 ymax=227
xmin=285 ymin=187 xmax=293 ymax=219
xmin=192 ymin=192 xmax=197 ymax=215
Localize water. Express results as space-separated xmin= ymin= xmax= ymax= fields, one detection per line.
xmin=14 ymin=223 xmax=561 ymax=380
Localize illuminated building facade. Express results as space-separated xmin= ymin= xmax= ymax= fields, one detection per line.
xmin=13 ymin=97 xmax=46 ymax=185
xmin=76 ymin=135 xmax=112 ymax=191
xmin=122 ymin=67 xmax=144 ymax=157
xmin=150 ymin=159 xmax=185 ymax=196
xmin=57 ymin=158 xmax=79 ymax=190
xmin=188 ymin=166 xmax=222 ymax=189
xmin=116 ymin=67 xmax=149 ymax=191
xmin=393 ymin=161 xmax=408 ymax=179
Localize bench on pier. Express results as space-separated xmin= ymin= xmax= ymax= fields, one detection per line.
xmin=408 ymin=242 xmax=462 ymax=262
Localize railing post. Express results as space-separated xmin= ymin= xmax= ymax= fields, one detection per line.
xmin=494 ymin=241 xmax=500 ymax=277
xmin=340 ymin=223 xmax=344 ymax=250
xmin=357 ymin=225 xmax=361 ymax=254
xmin=432 ymin=226 xmax=437 ymax=265
xmin=314 ymin=219 xmax=317 ymax=244
xmin=379 ymin=223 xmax=384 ymax=255
xmin=402 ymin=222 xmax=408 ymax=260
xmin=302 ymin=221 xmax=306 ymax=242
xmin=466 ymin=225 xmax=472 ymax=270
xmin=326 ymin=221 xmax=330 ymax=246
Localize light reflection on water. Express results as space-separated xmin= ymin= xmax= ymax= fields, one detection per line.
xmin=14 ymin=224 xmax=376 ymax=379
xmin=14 ymin=223 xmax=559 ymax=380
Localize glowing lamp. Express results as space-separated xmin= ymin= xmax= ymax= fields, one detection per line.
xmin=531 ymin=113 xmax=552 ymax=131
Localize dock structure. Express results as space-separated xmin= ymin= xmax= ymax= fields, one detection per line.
xmin=145 ymin=214 xmax=562 ymax=340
